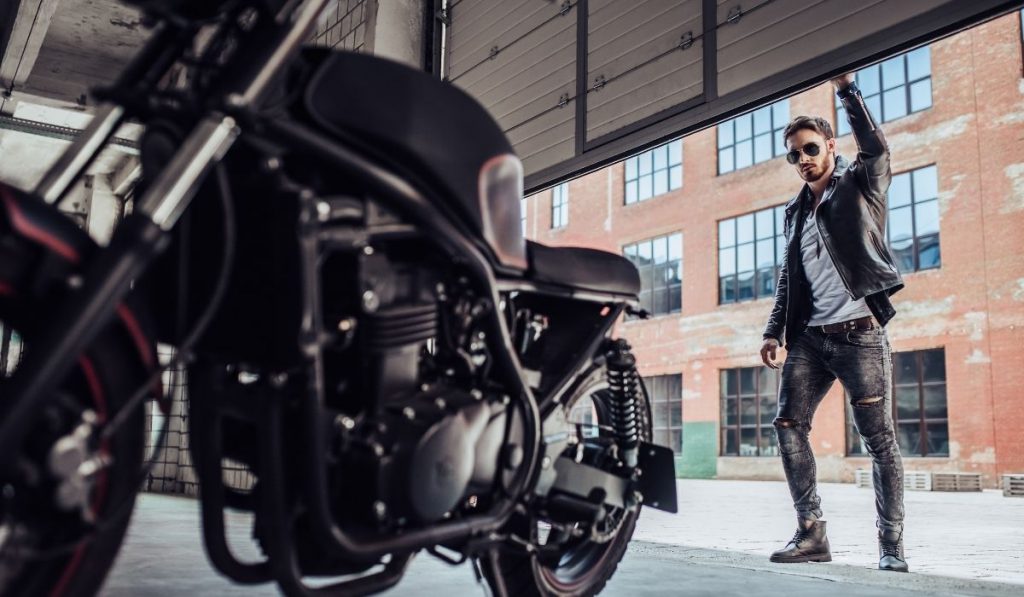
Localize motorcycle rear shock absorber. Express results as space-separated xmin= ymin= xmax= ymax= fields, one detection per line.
xmin=604 ymin=339 xmax=640 ymax=468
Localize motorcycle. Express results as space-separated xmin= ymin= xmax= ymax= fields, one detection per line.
xmin=0 ymin=0 xmax=677 ymax=595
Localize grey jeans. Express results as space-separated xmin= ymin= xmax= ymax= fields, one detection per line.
xmin=774 ymin=326 xmax=904 ymax=534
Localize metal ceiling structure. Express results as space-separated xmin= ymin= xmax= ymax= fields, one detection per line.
xmin=442 ymin=0 xmax=1024 ymax=193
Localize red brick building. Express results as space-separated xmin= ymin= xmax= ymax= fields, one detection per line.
xmin=523 ymin=12 xmax=1024 ymax=487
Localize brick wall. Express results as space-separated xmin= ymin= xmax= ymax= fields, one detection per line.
xmin=524 ymin=12 xmax=1024 ymax=487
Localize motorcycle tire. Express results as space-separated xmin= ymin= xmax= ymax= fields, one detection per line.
xmin=0 ymin=186 xmax=154 ymax=597
xmin=483 ymin=366 xmax=652 ymax=597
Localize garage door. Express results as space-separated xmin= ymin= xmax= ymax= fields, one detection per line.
xmin=442 ymin=0 xmax=1024 ymax=193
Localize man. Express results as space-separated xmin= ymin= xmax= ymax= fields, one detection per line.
xmin=759 ymin=73 xmax=908 ymax=572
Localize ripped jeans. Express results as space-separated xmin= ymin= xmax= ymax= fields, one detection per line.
xmin=775 ymin=326 xmax=904 ymax=534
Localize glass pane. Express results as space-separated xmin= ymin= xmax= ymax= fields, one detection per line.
xmin=883 ymin=88 xmax=908 ymax=120
xmin=759 ymin=395 xmax=776 ymax=425
xmin=670 ymin=401 xmax=682 ymax=427
xmin=756 ymin=238 xmax=775 ymax=269
xmin=897 ymin=423 xmax=921 ymax=456
xmin=653 ymin=145 xmax=668 ymax=171
xmin=719 ymin=247 xmax=736 ymax=275
xmin=894 ymin=352 xmax=918 ymax=385
xmin=754 ymin=106 xmax=772 ymax=134
xmin=893 ymin=240 xmax=915 ymax=272
xmin=756 ymin=209 xmax=774 ymax=239
xmin=737 ymin=214 xmax=755 ymax=243
xmin=653 ymin=286 xmax=668 ymax=315
xmin=721 ymin=370 xmax=735 ymax=397
xmin=640 ymin=290 xmax=652 ymax=314
xmin=669 ymin=284 xmax=681 ymax=312
xmin=720 ymin=275 xmax=736 ymax=303
xmin=859 ymin=64 xmax=881 ymax=96
xmin=735 ymin=113 xmax=752 ymax=140
xmin=719 ymin=148 xmax=734 ymax=174
xmin=909 ymin=79 xmax=932 ymax=112
xmin=739 ymin=398 xmax=754 ymax=425
xmin=737 ymin=271 xmax=755 ymax=301
xmin=719 ymin=219 xmax=735 ymax=248
xmin=653 ymin=236 xmax=668 ymax=264
xmin=760 ymin=427 xmax=779 ymax=456
xmin=653 ymin=172 xmax=668 ymax=196
xmin=737 ymin=243 xmax=754 ymax=273
xmin=889 ymin=206 xmax=914 ymax=243
xmin=735 ymin=140 xmax=753 ymax=169
xmin=758 ymin=368 xmax=778 ymax=396
xmin=754 ymin=133 xmax=772 ymax=163
xmin=722 ymin=428 xmax=737 ymax=455
xmin=889 ymin=172 xmax=912 ymax=207
xmin=670 ymin=165 xmax=683 ymax=189
xmin=866 ymin=95 xmax=882 ymax=122
xmin=654 ymin=428 xmax=669 ymax=447
xmin=625 ymin=181 xmax=637 ymax=204
xmin=913 ymin=165 xmax=939 ymax=200
xmin=918 ymin=234 xmax=941 ymax=269
xmin=721 ymin=398 xmax=735 ymax=426
xmin=625 ymin=157 xmax=638 ymax=181
xmin=923 ymin=385 xmax=947 ymax=418
xmin=624 ymin=244 xmax=637 ymax=259
xmin=915 ymin=199 xmax=939 ymax=236
xmin=925 ymin=422 xmax=949 ymax=456
xmin=906 ymin=46 xmax=930 ymax=81
xmin=740 ymin=428 xmax=758 ymax=456
xmin=775 ymin=206 xmax=785 ymax=235
xmin=836 ymin=107 xmax=850 ymax=136
xmin=670 ymin=429 xmax=683 ymax=454
xmin=922 ymin=349 xmax=946 ymax=382
xmin=637 ymin=240 xmax=652 ymax=263
xmin=638 ymin=175 xmax=653 ymax=200
xmin=669 ymin=233 xmax=683 ymax=261
xmin=638 ymin=152 xmax=652 ymax=175
xmin=739 ymin=368 xmax=756 ymax=394
xmin=772 ymin=100 xmax=789 ymax=128
xmin=881 ymin=56 xmax=906 ymax=89
xmin=718 ymin=123 xmax=733 ymax=149
xmin=775 ymin=235 xmax=785 ymax=263
xmin=895 ymin=385 xmax=921 ymax=419
xmin=774 ymin=131 xmax=787 ymax=157
xmin=757 ymin=268 xmax=776 ymax=298
xmin=654 ymin=399 xmax=668 ymax=426
xmin=669 ymin=139 xmax=683 ymax=165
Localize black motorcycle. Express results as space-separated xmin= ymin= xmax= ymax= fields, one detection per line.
xmin=0 ymin=1 xmax=677 ymax=595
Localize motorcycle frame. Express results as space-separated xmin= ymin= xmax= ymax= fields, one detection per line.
xmin=0 ymin=0 xmax=644 ymax=593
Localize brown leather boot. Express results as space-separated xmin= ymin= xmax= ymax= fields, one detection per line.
xmin=769 ymin=519 xmax=832 ymax=563
xmin=878 ymin=529 xmax=909 ymax=572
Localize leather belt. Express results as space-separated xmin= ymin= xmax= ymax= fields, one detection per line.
xmin=812 ymin=315 xmax=875 ymax=334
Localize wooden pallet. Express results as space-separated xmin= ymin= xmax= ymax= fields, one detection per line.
xmin=1002 ymin=474 xmax=1024 ymax=497
xmin=854 ymin=469 xmax=933 ymax=491
xmin=932 ymin=472 xmax=982 ymax=492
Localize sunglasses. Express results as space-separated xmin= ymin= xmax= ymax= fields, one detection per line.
xmin=785 ymin=142 xmax=822 ymax=165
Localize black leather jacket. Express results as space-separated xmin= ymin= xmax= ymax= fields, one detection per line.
xmin=763 ymin=83 xmax=904 ymax=348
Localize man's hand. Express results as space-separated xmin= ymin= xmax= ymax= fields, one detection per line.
xmin=831 ymin=72 xmax=855 ymax=92
xmin=760 ymin=338 xmax=781 ymax=369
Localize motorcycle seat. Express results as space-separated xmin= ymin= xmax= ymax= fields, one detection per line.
xmin=526 ymin=241 xmax=640 ymax=297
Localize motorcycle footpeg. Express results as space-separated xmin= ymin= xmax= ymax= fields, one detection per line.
xmin=635 ymin=441 xmax=678 ymax=513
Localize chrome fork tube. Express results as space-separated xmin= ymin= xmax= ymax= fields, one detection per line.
xmin=34 ymin=104 xmax=126 ymax=205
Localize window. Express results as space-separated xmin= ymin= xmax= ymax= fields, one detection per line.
xmin=717 ymin=99 xmax=789 ymax=174
xmin=551 ymin=183 xmax=568 ymax=228
xmin=887 ymin=165 xmax=940 ymax=272
xmin=847 ymin=348 xmax=948 ymax=457
xmin=836 ymin=46 xmax=931 ymax=136
xmin=623 ymin=233 xmax=682 ymax=316
xmin=718 ymin=205 xmax=786 ymax=304
xmin=624 ymin=139 xmax=682 ymax=204
xmin=647 ymin=374 xmax=683 ymax=453
xmin=720 ymin=367 xmax=780 ymax=456
xmin=520 ymin=196 xmax=529 ymax=238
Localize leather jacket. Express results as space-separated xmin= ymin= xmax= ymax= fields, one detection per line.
xmin=763 ymin=82 xmax=904 ymax=348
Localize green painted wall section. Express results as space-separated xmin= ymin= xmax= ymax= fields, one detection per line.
xmin=675 ymin=421 xmax=717 ymax=478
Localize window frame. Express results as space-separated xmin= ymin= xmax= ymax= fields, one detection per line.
xmin=846 ymin=348 xmax=949 ymax=458
xmin=623 ymin=139 xmax=683 ymax=204
xmin=717 ymin=99 xmax=790 ymax=175
xmin=720 ymin=367 xmax=780 ymax=457
xmin=717 ymin=205 xmax=787 ymax=305
xmin=886 ymin=164 xmax=941 ymax=273
xmin=551 ymin=183 xmax=569 ymax=229
xmin=623 ymin=233 xmax=683 ymax=317
xmin=835 ymin=46 xmax=932 ymax=136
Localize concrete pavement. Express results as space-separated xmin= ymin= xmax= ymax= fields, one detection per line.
xmin=100 ymin=479 xmax=1024 ymax=595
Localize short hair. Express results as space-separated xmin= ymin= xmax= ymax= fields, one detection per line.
xmin=783 ymin=116 xmax=834 ymax=144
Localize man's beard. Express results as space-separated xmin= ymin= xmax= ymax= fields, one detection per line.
xmin=800 ymin=166 xmax=825 ymax=182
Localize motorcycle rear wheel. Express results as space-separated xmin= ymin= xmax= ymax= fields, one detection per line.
xmin=484 ymin=367 xmax=652 ymax=597
xmin=0 ymin=188 xmax=152 ymax=597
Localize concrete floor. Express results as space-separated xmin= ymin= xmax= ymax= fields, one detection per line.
xmin=101 ymin=490 xmax=1024 ymax=596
